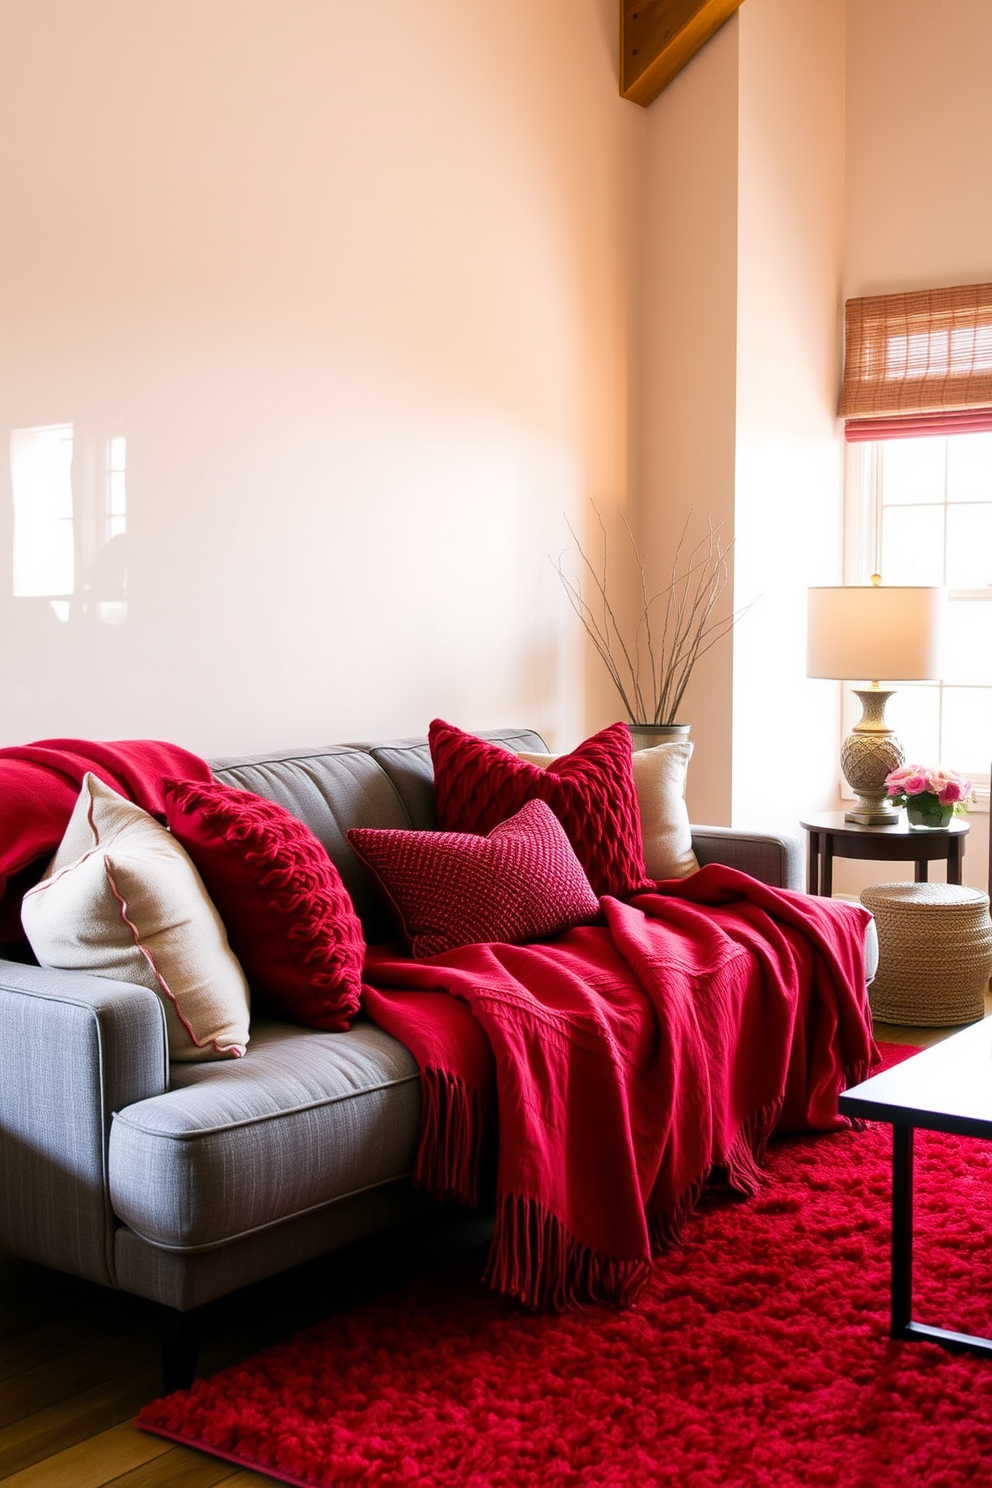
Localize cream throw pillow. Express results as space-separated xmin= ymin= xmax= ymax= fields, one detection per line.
xmin=517 ymin=738 xmax=698 ymax=881
xmin=21 ymin=773 xmax=251 ymax=1061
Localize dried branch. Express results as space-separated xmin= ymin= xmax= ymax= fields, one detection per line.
xmin=555 ymin=505 xmax=750 ymax=725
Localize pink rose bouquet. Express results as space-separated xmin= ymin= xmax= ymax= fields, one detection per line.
xmin=884 ymin=764 xmax=975 ymax=816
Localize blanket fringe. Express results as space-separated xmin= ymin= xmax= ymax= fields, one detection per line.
xmin=649 ymin=1178 xmax=705 ymax=1250
xmin=648 ymin=1098 xmax=783 ymax=1252
xmin=723 ymin=1097 xmax=783 ymax=1197
xmin=415 ymin=1068 xmax=485 ymax=1206
xmin=483 ymin=1192 xmax=652 ymax=1313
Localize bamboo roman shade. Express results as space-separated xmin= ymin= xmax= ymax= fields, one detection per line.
xmin=839 ymin=282 xmax=992 ymax=442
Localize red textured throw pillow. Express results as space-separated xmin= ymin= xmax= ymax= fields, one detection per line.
xmin=347 ymin=799 xmax=600 ymax=959
xmin=163 ymin=779 xmax=365 ymax=1031
xmin=428 ymin=719 xmax=648 ymax=898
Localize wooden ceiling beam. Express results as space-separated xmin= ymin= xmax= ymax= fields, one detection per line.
xmin=620 ymin=0 xmax=744 ymax=107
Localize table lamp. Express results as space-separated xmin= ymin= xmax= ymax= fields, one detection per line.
xmin=806 ymin=579 xmax=944 ymax=825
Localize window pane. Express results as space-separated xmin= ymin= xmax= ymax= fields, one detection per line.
xmin=880 ymin=437 xmax=945 ymax=504
xmin=940 ymin=687 xmax=992 ymax=778
xmin=945 ymin=505 xmax=992 ymax=587
xmin=886 ymin=684 xmax=940 ymax=766
xmin=946 ymin=430 xmax=992 ymax=503
xmin=942 ymin=599 xmax=992 ymax=684
xmin=880 ymin=505 xmax=944 ymax=584
xmin=854 ymin=430 xmax=992 ymax=784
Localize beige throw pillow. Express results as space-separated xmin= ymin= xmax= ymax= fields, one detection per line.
xmin=21 ymin=773 xmax=251 ymax=1061
xmin=518 ymin=738 xmax=698 ymax=881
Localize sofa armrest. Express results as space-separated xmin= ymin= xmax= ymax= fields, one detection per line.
xmin=690 ymin=825 xmax=804 ymax=892
xmin=0 ymin=959 xmax=169 ymax=1288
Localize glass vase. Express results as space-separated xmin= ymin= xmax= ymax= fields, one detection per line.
xmin=906 ymin=795 xmax=953 ymax=830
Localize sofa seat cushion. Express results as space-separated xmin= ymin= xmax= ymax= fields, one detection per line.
xmin=108 ymin=1020 xmax=421 ymax=1251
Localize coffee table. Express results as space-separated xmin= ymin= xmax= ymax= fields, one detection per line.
xmin=838 ymin=1017 xmax=992 ymax=1358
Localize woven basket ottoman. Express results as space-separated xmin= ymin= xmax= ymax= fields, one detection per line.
xmin=860 ymin=881 xmax=992 ymax=1027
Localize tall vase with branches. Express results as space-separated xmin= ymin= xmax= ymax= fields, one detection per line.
xmin=555 ymin=506 xmax=746 ymax=733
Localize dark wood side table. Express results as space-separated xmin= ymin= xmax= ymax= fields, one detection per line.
xmin=839 ymin=1018 xmax=992 ymax=1359
xmin=800 ymin=812 xmax=969 ymax=897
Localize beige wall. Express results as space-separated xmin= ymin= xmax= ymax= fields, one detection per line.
xmin=637 ymin=0 xmax=846 ymax=830
xmin=733 ymin=0 xmax=846 ymax=837
xmin=832 ymin=0 xmax=992 ymax=897
xmin=636 ymin=18 xmax=740 ymax=825
xmin=0 ymin=0 xmax=643 ymax=756
xmin=4 ymin=0 xmax=988 ymax=896
xmin=845 ymin=0 xmax=992 ymax=299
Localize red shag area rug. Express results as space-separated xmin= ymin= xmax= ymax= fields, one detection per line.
xmin=137 ymin=1045 xmax=992 ymax=1488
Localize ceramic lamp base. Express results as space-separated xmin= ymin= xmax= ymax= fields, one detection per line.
xmin=840 ymin=687 xmax=904 ymax=826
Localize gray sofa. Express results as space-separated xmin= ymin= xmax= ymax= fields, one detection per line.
xmin=0 ymin=728 xmax=807 ymax=1389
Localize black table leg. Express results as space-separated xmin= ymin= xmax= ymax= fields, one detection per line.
xmin=891 ymin=1124 xmax=913 ymax=1339
xmin=889 ymin=1123 xmax=992 ymax=1358
xmin=948 ymin=839 xmax=963 ymax=885
xmin=914 ymin=860 xmax=929 ymax=883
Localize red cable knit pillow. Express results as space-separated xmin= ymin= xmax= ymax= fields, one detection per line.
xmin=428 ymin=719 xmax=648 ymax=898
xmin=347 ymin=799 xmax=600 ymax=959
xmin=163 ymin=779 xmax=365 ymax=1031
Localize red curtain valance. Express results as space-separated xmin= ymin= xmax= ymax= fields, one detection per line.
xmin=844 ymin=406 xmax=992 ymax=442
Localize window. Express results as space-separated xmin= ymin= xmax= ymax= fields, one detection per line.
xmin=840 ymin=282 xmax=992 ymax=797
xmin=845 ymin=432 xmax=992 ymax=792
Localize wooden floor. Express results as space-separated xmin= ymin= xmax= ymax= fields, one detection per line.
xmin=3 ymin=992 xmax=990 ymax=1488
xmin=872 ymin=983 xmax=992 ymax=1049
xmin=0 ymin=1208 xmax=493 ymax=1487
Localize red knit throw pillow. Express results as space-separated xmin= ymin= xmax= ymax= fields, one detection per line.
xmin=164 ymin=779 xmax=364 ymax=1031
xmin=347 ymin=799 xmax=600 ymax=959
xmin=428 ymin=719 xmax=648 ymax=898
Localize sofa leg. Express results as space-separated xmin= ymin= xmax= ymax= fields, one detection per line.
xmin=160 ymin=1307 xmax=200 ymax=1394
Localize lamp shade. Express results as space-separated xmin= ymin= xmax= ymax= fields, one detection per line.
xmin=806 ymin=585 xmax=944 ymax=682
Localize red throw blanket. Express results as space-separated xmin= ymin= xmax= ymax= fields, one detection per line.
xmin=0 ymin=737 xmax=214 ymax=940
xmin=362 ymin=864 xmax=876 ymax=1312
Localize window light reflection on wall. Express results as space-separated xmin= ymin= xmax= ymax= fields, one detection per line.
xmin=96 ymin=434 xmax=128 ymax=624
xmin=11 ymin=424 xmax=75 ymax=614
xmin=107 ymin=435 xmax=127 ymax=541
xmin=10 ymin=424 xmax=128 ymax=624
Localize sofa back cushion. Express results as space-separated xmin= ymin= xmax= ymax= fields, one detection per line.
xmin=347 ymin=729 xmax=548 ymax=832
xmin=207 ymin=746 xmax=409 ymax=941
xmin=207 ymin=732 xmax=548 ymax=941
